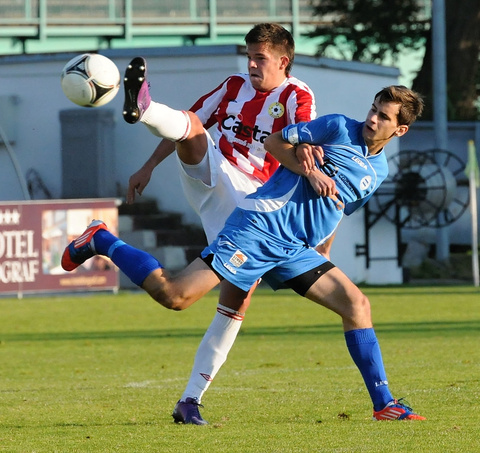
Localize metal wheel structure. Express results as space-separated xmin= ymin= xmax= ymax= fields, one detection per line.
xmin=359 ymin=149 xmax=469 ymax=269
xmin=370 ymin=149 xmax=469 ymax=229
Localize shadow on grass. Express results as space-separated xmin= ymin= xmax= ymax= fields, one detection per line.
xmin=0 ymin=420 xmax=162 ymax=430
xmin=1 ymin=319 xmax=478 ymax=343
xmin=362 ymin=286 xmax=480 ymax=296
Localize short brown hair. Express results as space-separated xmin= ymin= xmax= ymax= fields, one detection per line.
xmin=375 ymin=85 xmax=424 ymax=126
xmin=245 ymin=23 xmax=295 ymax=75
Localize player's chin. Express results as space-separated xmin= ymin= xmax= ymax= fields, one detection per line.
xmin=249 ymin=76 xmax=264 ymax=90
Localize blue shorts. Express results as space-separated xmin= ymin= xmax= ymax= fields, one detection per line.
xmin=201 ymin=227 xmax=329 ymax=292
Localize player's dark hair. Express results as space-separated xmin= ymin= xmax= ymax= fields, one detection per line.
xmin=375 ymin=85 xmax=424 ymax=126
xmin=245 ymin=23 xmax=295 ymax=75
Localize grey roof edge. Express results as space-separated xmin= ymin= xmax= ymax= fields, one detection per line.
xmin=0 ymin=43 xmax=399 ymax=77
xmin=294 ymin=54 xmax=399 ymax=77
xmin=0 ymin=44 xmax=242 ymax=65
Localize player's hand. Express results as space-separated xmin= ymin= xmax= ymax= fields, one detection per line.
xmin=126 ymin=167 xmax=152 ymax=204
xmin=306 ymin=168 xmax=338 ymax=197
xmin=295 ymin=144 xmax=325 ymax=173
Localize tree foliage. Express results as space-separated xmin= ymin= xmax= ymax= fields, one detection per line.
xmin=309 ymin=0 xmax=429 ymax=63
xmin=412 ymin=0 xmax=480 ymax=120
xmin=309 ymin=0 xmax=480 ymax=120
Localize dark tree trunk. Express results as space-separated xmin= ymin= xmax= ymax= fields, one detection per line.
xmin=412 ymin=0 xmax=480 ymax=120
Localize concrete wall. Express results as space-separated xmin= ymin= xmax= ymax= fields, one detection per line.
xmin=0 ymin=45 xmax=403 ymax=284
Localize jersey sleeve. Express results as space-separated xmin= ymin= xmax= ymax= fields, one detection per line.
xmin=188 ymin=76 xmax=231 ymax=130
xmin=282 ymin=114 xmax=342 ymax=146
xmin=285 ymin=80 xmax=316 ymax=123
xmin=343 ymin=194 xmax=372 ymax=215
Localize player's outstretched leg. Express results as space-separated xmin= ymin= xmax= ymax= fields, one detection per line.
xmin=122 ymin=57 xmax=192 ymax=141
xmin=172 ymin=398 xmax=208 ymax=425
xmin=123 ymin=56 xmax=151 ymax=124
xmin=61 ymin=220 xmax=221 ymax=311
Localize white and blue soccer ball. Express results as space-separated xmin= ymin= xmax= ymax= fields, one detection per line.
xmin=61 ymin=53 xmax=120 ymax=107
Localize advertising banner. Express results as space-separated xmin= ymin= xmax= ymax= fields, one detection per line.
xmin=0 ymin=199 xmax=119 ymax=296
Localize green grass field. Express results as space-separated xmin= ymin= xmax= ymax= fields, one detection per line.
xmin=1 ymin=286 xmax=479 ymax=452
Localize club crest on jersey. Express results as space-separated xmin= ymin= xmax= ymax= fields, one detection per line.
xmin=268 ymin=102 xmax=285 ymax=119
xmin=229 ymin=250 xmax=248 ymax=268
xmin=360 ymin=175 xmax=372 ymax=190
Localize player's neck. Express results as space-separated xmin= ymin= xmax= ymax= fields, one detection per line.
xmin=254 ymin=76 xmax=287 ymax=93
xmin=367 ymin=145 xmax=384 ymax=155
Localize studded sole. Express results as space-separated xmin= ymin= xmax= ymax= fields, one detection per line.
xmin=122 ymin=57 xmax=147 ymax=124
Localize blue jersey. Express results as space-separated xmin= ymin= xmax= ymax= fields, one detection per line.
xmin=229 ymin=114 xmax=388 ymax=248
xmin=203 ymin=114 xmax=389 ymax=291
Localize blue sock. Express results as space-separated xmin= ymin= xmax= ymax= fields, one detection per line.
xmin=93 ymin=229 xmax=163 ymax=287
xmin=344 ymin=328 xmax=394 ymax=411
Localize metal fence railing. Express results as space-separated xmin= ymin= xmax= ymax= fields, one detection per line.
xmin=0 ymin=0 xmax=321 ymax=42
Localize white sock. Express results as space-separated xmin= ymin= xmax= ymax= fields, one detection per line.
xmin=140 ymin=101 xmax=191 ymax=141
xmin=180 ymin=304 xmax=244 ymax=403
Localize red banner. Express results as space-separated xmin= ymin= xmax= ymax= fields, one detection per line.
xmin=0 ymin=199 xmax=119 ymax=296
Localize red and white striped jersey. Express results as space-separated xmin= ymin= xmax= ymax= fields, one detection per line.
xmin=189 ymin=74 xmax=316 ymax=183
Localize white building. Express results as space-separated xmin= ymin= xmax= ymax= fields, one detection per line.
xmin=0 ymin=45 xmax=410 ymax=285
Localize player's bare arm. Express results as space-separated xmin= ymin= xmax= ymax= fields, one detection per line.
xmin=296 ymin=143 xmax=325 ymax=171
xmin=306 ymin=168 xmax=338 ymax=197
xmin=264 ymin=131 xmax=303 ymax=173
xmin=127 ymin=139 xmax=176 ymax=204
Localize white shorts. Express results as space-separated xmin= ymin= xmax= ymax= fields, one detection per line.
xmin=176 ymin=132 xmax=262 ymax=243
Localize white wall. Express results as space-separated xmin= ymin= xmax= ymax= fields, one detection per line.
xmin=0 ymin=46 xmax=402 ymax=284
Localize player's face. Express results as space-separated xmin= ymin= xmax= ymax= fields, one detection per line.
xmin=362 ymin=99 xmax=408 ymax=154
xmin=246 ymin=43 xmax=289 ymax=92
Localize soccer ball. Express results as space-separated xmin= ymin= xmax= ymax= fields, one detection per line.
xmin=61 ymin=53 xmax=120 ymax=107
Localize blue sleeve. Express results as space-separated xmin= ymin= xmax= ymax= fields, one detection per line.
xmin=344 ymin=193 xmax=373 ymax=216
xmin=282 ymin=115 xmax=342 ymax=145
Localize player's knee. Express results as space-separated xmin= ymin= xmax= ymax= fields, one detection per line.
xmin=148 ymin=288 xmax=190 ymax=311
xmin=163 ymin=295 xmax=191 ymax=311
xmin=349 ymin=293 xmax=371 ymax=322
xmin=168 ymin=296 xmax=191 ymax=311
xmin=188 ymin=111 xmax=203 ymax=130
